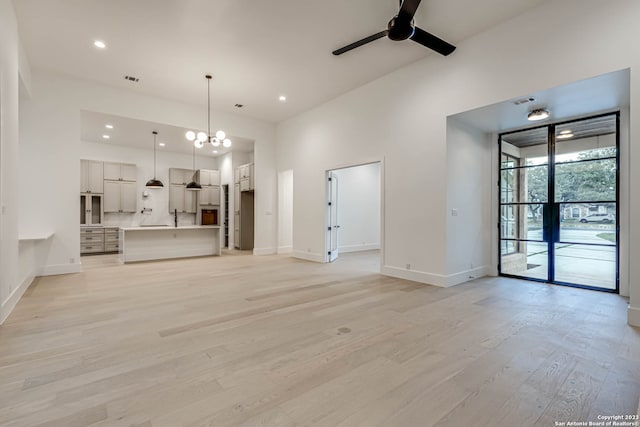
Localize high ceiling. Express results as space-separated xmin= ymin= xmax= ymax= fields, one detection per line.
xmin=14 ymin=0 xmax=549 ymax=123
xmin=80 ymin=110 xmax=254 ymax=158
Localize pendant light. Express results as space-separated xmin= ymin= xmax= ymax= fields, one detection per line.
xmin=186 ymin=144 xmax=202 ymax=191
xmin=145 ymin=131 xmax=164 ymax=188
xmin=185 ymin=74 xmax=232 ymax=149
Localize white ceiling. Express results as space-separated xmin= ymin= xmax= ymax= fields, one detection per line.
xmin=451 ymin=69 xmax=631 ymax=134
xmin=14 ymin=0 xmax=549 ymax=123
xmin=80 ymin=110 xmax=254 ymax=157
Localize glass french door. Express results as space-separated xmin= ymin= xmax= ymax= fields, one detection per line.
xmin=499 ymin=113 xmax=619 ymax=292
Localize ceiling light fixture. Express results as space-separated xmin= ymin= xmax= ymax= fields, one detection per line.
xmin=527 ymin=108 xmax=550 ymax=121
xmin=159 ymin=143 xmax=165 ymax=147
xmin=94 ymin=40 xmax=106 ymax=49
xmin=279 ymin=95 xmax=287 ymax=102
xmin=145 ymin=131 xmax=164 ymax=188
xmin=102 ymin=135 xmax=110 ymax=139
xmin=186 ymin=74 xmax=232 ymax=150
xmin=557 ymin=132 xmax=574 ymax=140
xmin=105 ymin=124 xmax=113 ymax=129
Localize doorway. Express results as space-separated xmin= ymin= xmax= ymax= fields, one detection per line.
xmin=325 ymin=162 xmax=382 ymax=267
xmin=498 ymin=113 xmax=619 ymax=292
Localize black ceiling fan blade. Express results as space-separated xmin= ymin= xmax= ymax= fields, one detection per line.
xmin=397 ymin=0 xmax=422 ymax=22
xmin=410 ymin=27 xmax=456 ymax=56
xmin=332 ymin=30 xmax=388 ymax=56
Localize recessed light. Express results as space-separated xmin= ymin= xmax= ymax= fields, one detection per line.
xmin=105 ymin=124 xmax=113 ymax=129
xmin=94 ymin=40 xmax=106 ymax=49
xmin=557 ymin=133 xmax=574 ymax=140
xmin=102 ymin=135 xmax=110 ymax=139
xmin=159 ymin=142 xmax=166 ymax=147
xmin=279 ymin=95 xmax=287 ymax=102
xmin=213 ymin=150 xmax=218 ymax=154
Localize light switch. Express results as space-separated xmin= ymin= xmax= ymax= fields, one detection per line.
xmin=451 ymin=209 xmax=458 ymax=217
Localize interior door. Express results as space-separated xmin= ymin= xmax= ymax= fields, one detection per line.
xmin=327 ymin=172 xmax=339 ymax=262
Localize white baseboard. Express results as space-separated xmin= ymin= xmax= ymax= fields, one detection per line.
xmin=1 ymin=272 xmax=35 ymax=324
xmin=39 ymin=262 xmax=81 ymax=276
xmin=277 ymin=246 xmax=293 ymax=254
xmin=253 ymin=247 xmax=277 ymax=256
xmin=445 ymin=265 xmax=490 ymax=287
xmin=381 ymin=265 xmax=446 ymax=287
xmin=628 ymin=305 xmax=640 ymax=327
xmin=292 ymin=250 xmax=325 ymax=263
xmin=338 ymin=243 xmax=380 ymax=253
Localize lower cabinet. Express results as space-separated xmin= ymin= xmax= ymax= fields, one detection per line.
xmin=81 ymin=227 xmax=105 ymax=254
xmin=104 ymin=227 xmax=120 ymax=252
xmin=80 ymin=227 xmax=120 ymax=254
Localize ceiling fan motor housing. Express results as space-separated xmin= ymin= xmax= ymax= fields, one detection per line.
xmin=387 ymin=16 xmax=415 ymax=41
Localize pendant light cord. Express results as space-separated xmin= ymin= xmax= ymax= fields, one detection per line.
xmin=153 ymin=131 xmax=158 ymax=179
xmin=206 ymin=75 xmax=212 ymax=142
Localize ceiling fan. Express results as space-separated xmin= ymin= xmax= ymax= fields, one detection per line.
xmin=332 ymin=0 xmax=456 ymax=57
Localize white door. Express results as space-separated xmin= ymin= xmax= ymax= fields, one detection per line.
xmin=327 ymin=172 xmax=339 ymax=262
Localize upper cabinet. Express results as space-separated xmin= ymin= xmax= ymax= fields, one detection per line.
xmin=196 ymin=169 xmax=221 ymax=206
xmin=104 ymin=162 xmax=137 ymax=182
xmin=197 ymin=169 xmax=220 ymax=187
xmin=103 ymin=162 xmax=137 ymax=213
xmin=170 ymin=168 xmax=195 ymax=185
xmin=80 ymin=160 xmax=104 ymax=193
xmin=237 ymin=162 xmax=254 ymax=192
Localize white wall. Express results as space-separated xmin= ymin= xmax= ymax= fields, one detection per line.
xmin=332 ymin=163 xmax=380 ymax=253
xmin=277 ymin=0 xmax=640 ymax=324
xmin=1 ymin=0 xmax=24 ymax=322
xmin=80 ymin=140 xmax=217 ymax=227
xmin=277 ymin=169 xmax=293 ymax=253
xmin=445 ymin=118 xmax=493 ymax=285
xmin=19 ymin=70 xmax=277 ymax=276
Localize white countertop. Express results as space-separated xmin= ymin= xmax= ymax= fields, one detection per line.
xmin=120 ymin=225 xmax=221 ymax=231
xmin=19 ymin=231 xmax=54 ymax=242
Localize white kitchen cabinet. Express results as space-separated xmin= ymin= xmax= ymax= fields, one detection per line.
xmin=80 ymin=160 xmax=104 ymax=193
xmin=234 ymin=183 xmax=240 ymax=213
xmin=104 ymin=162 xmax=137 ymax=182
xmin=104 ymin=181 xmax=137 ymax=213
xmin=199 ymin=185 xmax=220 ymax=206
xmin=169 ymin=183 xmax=197 ymax=214
xmin=170 ymin=168 xmax=194 ymax=185
xmin=197 ymin=169 xmax=220 ymax=186
xmin=80 ymin=194 xmax=103 ymax=225
xmin=237 ymin=162 xmax=254 ymax=192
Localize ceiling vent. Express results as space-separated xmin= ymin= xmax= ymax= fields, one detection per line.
xmin=124 ymin=75 xmax=140 ymax=83
xmin=513 ymin=97 xmax=535 ymax=105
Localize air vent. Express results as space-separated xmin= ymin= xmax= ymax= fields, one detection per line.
xmin=234 ymin=104 xmax=244 ymax=108
xmin=124 ymin=75 xmax=140 ymax=83
xmin=513 ymin=97 xmax=535 ymax=105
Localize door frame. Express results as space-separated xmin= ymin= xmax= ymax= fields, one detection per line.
xmin=324 ymin=159 xmax=385 ymax=268
xmin=497 ymin=111 xmax=620 ymax=293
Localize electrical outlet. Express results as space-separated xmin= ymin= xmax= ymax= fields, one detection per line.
xmin=70 ymin=258 xmax=75 ymax=264
xmin=406 ymin=263 xmax=411 ymax=270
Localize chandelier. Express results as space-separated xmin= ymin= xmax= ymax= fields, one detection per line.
xmin=186 ymin=74 xmax=232 ymax=149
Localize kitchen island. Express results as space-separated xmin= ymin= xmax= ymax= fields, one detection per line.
xmin=119 ymin=225 xmax=221 ymax=263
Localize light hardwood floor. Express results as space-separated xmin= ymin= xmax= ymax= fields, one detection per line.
xmin=0 ymin=251 xmax=638 ymax=426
